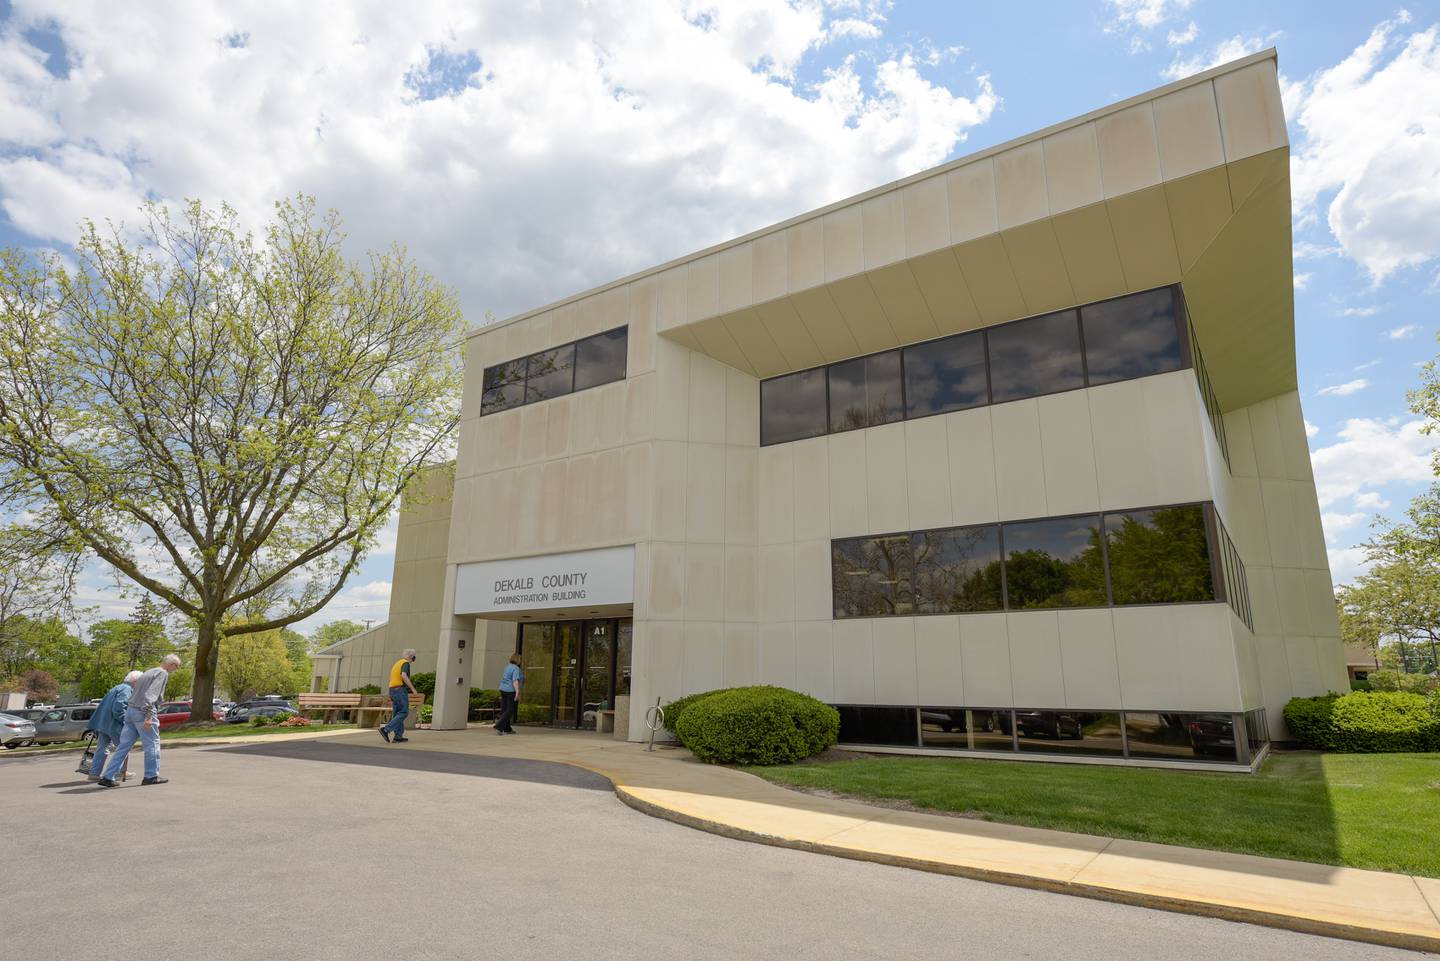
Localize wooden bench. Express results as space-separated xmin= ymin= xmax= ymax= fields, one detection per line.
xmin=298 ymin=692 xmax=425 ymax=730
xmin=297 ymin=693 xmax=362 ymax=724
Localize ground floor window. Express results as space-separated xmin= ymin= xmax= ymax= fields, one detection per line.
xmin=840 ymin=704 xmax=1264 ymax=764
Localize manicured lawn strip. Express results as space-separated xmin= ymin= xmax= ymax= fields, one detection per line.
xmin=747 ymin=751 xmax=1440 ymax=878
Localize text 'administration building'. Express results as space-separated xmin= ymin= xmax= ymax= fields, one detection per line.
xmin=424 ymin=50 xmax=1341 ymax=768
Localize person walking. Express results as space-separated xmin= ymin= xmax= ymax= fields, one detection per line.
xmin=495 ymin=654 xmax=523 ymax=735
xmin=98 ymin=654 xmax=181 ymax=788
xmin=86 ymin=670 xmax=141 ymax=782
xmin=379 ymin=649 xmax=417 ymax=744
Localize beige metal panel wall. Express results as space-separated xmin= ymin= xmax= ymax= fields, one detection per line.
xmin=1209 ymin=389 xmax=1345 ymax=739
xmin=751 ymin=369 xmax=1237 ymax=711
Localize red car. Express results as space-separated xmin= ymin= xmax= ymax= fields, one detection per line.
xmin=155 ymin=702 xmax=224 ymax=726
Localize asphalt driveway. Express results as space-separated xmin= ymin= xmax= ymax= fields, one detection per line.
xmin=2 ymin=739 xmax=1426 ymax=961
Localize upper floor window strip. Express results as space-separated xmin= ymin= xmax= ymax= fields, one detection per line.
xmin=481 ymin=326 xmax=628 ymax=416
xmin=760 ymin=286 xmax=1189 ymax=447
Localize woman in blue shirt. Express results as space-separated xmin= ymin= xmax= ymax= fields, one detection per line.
xmin=496 ymin=654 xmax=523 ymax=735
xmin=86 ymin=670 xmax=140 ymax=780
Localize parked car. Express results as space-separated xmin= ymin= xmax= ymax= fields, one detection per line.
xmin=31 ymin=704 xmax=97 ymax=744
xmin=1185 ymin=715 xmax=1237 ymax=758
xmin=228 ymin=702 xmax=298 ymax=723
xmin=0 ymin=707 xmax=44 ymax=724
xmin=1 ymin=712 xmax=37 ymax=749
xmin=225 ymin=698 xmax=296 ymax=722
xmin=155 ymin=701 xmax=225 ymax=727
xmin=1015 ymin=711 xmax=1084 ymax=740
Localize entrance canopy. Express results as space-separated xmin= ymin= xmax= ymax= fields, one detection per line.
xmin=454 ymin=544 xmax=635 ymax=622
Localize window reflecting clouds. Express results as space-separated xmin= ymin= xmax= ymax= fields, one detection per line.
xmin=1082 ymin=288 xmax=1183 ymax=386
xmin=574 ymin=327 xmax=628 ymax=391
xmin=525 ymin=344 xmax=575 ymax=403
xmin=829 ymin=351 xmax=903 ymax=432
xmin=481 ymin=327 xmax=627 ymax=416
xmin=481 ymin=358 xmax=527 ymax=414
xmin=832 ymin=535 xmax=915 ymax=617
xmin=761 ymin=368 xmax=827 ymax=445
xmin=903 ymin=330 xmax=988 ymax=417
xmin=987 ymin=309 xmax=1084 ymax=403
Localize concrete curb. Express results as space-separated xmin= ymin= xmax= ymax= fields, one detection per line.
xmin=611 ymin=785 xmax=1440 ymax=956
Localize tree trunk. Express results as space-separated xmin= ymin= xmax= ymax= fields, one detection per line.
xmin=191 ymin=617 xmax=219 ymax=715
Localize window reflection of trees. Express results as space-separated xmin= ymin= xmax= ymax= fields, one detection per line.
xmin=832 ymin=535 xmax=914 ymax=617
xmin=912 ymin=527 xmax=1003 ymax=613
xmin=1002 ymin=518 xmax=1107 ymax=609
xmin=1104 ymin=506 xmax=1213 ymax=604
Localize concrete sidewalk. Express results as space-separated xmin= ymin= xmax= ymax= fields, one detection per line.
xmin=315 ymin=725 xmax=1440 ymax=954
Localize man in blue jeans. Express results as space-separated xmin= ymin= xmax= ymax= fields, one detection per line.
xmin=380 ymin=648 xmax=417 ymax=744
xmin=98 ymin=654 xmax=181 ymax=787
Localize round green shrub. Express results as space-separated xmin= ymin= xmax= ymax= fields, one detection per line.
xmin=675 ymin=686 xmax=839 ymax=765
xmin=1284 ymin=691 xmax=1440 ymax=752
xmin=661 ymin=687 xmax=734 ymax=733
xmin=411 ymin=672 xmax=437 ymax=697
xmin=468 ymin=688 xmax=501 ymax=721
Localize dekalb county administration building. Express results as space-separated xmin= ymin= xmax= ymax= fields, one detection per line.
xmin=314 ymin=50 xmax=1342 ymax=771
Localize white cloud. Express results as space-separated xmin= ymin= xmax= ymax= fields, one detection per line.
xmin=1294 ymin=271 xmax=1312 ymax=291
xmin=1327 ymin=545 xmax=1371 ymax=585
xmin=1309 ymin=416 xmax=1434 ymax=508
xmin=1305 ymin=419 xmax=1320 ymax=438
xmin=0 ymin=2 xmax=998 ymax=324
xmin=1167 ymin=21 xmax=1198 ymax=47
xmin=1106 ymin=0 xmax=1193 ymax=32
xmin=1353 ymin=359 xmax=1380 ymax=371
xmin=1387 ymin=324 xmax=1420 ymax=339
xmin=1353 ymin=491 xmax=1390 ymax=510
xmin=1317 ymin=378 xmax=1369 ymax=396
xmin=1342 ymin=305 xmax=1381 ymax=317
xmin=1163 ymin=33 xmax=1275 ymax=81
xmin=1320 ymin=511 xmax=1368 ymax=538
xmin=1288 ymin=14 xmax=1440 ymax=283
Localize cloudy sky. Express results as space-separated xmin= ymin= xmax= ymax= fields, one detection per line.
xmin=2 ymin=0 xmax=1438 ymax=637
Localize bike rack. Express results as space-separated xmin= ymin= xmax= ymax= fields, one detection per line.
xmin=644 ymin=697 xmax=665 ymax=752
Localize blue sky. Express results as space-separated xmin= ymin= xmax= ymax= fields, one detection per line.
xmin=1 ymin=1 xmax=1437 ymax=636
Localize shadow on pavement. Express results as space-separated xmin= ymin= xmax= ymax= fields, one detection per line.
xmin=211 ymin=739 xmax=612 ymax=791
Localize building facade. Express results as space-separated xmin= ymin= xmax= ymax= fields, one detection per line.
xmin=419 ymin=50 xmax=1341 ymax=769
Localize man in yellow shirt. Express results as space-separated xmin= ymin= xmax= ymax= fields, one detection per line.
xmin=379 ymin=648 xmax=418 ymax=744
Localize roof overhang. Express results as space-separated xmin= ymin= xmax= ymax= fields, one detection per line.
xmin=480 ymin=49 xmax=1293 ymax=412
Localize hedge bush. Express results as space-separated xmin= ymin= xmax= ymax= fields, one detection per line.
xmin=411 ymin=672 xmax=437 ymax=697
xmin=349 ymin=684 xmax=381 ymax=695
xmin=675 ymin=686 xmax=839 ymax=765
xmin=1366 ymin=669 xmax=1436 ymax=694
xmin=662 ymin=687 xmax=734 ymax=733
xmin=468 ymin=688 xmax=501 ymax=721
xmin=1283 ymin=691 xmax=1440 ymax=752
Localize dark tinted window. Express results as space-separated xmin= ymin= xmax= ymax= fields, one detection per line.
xmin=1125 ymin=712 xmax=1238 ymax=762
xmin=903 ymin=331 xmax=987 ymax=417
xmin=761 ymin=369 xmax=827 ymax=445
xmin=70 ymin=708 xmax=94 ymax=721
xmin=1001 ymin=515 xmax=1107 ymax=609
xmin=832 ymin=535 xmax=914 ymax=617
xmin=524 ymin=344 xmax=575 ymax=403
xmin=574 ymin=327 xmax=628 ymax=391
xmin=828 ymin=351 xmax=903 ymax=432
xmin=1104 ymin=506 xmax=1214 ymax=605
xmin=911 ymin=526 xmax=1003 ymax=613
xmin=1081 ymin=288 xmax=1183 ymax=385
xmin=1015 ymin=711 xmax=1124 ymax=756
xmin=481 ymin=358 xmax=526 ymax=414
xmin=836 ymin=705 xmax=917 ymax=746
xmin=969 ymin=709 xmax=1015 ymax=751
xmin=987 ymin=309 xmax=1084 ymax=403
xmin=919 ymin=708 xmax=971 ymax=749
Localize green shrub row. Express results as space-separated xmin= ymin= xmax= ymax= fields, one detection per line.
xmin=673 ymin=686 xmax=839 ymax=765
xmin=1365 ymin=669 xmax=1437 ymax=695
xmin=1283 ymin=690 xmax=1440 ymax=752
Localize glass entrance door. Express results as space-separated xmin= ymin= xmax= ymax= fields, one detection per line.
xmin=517 ymin=624 xmax=554 ymax=725
xmin=580 ymin=620 xmax=615 ymax=731
xmin=554 ymin=622 xmax=581 ymax=725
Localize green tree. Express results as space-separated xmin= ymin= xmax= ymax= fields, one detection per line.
xmin=1336 ymin=559 xmax=1440 ymax=676
xmin=309 ymin=619 xmax=366 ymax=653
xmin=216 ymin=629 xmax=295 ymax=701
xmin=79 ymin=619 xmax=132 ymax=698
xmin=0 ymin=197 xmax=464 ymax=716
xmin=121 ymin=596 xmax=170 ymax=671
xmin=281 ymin=627 xmax=312 ymax=695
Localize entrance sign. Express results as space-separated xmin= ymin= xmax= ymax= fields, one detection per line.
xmin=454 ymin=545 xmax=635 ymax=615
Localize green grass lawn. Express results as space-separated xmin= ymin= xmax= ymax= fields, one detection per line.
xmin=749 ymin=751 xmax=1440 ymax=877
xmin=2 ymin=722 xmax=355 ymax=755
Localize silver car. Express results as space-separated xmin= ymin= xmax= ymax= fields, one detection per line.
xmin=31 ymin=704 xmax=98 ymax=745
xmin=1 ymin=712 xmax=37 ymax=749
